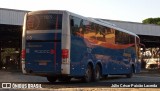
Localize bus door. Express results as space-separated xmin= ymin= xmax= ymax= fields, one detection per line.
xmin=25 ymin=14 xmax=62 ymax=73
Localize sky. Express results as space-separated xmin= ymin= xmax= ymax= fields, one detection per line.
xmin=0 ymin=0 xmax=160 ymax=23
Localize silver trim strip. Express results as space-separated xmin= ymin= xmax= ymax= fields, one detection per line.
xmin=27 ymin=30 xmax=61 ymax=34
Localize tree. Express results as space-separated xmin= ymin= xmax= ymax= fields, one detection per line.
xmin=142 ymin=17 xmax=160 ymax=25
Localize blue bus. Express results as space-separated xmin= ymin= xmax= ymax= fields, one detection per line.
xmin=21 ymin=10 xmax=141 ymax=83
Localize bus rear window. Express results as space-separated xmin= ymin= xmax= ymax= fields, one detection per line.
xmin=26 ymin=14 xmax=62 ymax=30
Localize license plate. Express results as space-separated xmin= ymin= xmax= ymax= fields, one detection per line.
xmin=39 ymin=62 xmax=47 ymax=65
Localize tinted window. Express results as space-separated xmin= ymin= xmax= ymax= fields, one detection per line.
xmin=26 ymin=14 xmax=62 ymax=30
xmin=115 ymin=31 xmax=135 ymax=44
xmin=70 ymin=16 xmax=116 ymax=44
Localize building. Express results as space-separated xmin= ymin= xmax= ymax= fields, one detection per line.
xmin=0 ymin=8 xmax=28 ymax=69
xmin=0 ymin=8 xmax=28 ymax=48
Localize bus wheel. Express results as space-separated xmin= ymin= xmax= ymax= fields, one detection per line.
xmin=93 ymin=65 xmax=101 ymax=81
xmin=126 ymin=67 xmax=133 ymax=78
xmin=82 ymin=65 xmax=92 ymax=83
xmin=47 ymin=76 xmax=57 ymax=83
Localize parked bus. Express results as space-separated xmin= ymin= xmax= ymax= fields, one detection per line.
xmin=21 ymin=10 xmax=141 ymax=83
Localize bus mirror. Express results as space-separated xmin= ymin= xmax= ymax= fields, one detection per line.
xmin=71 ymin=19 xmax=74 ymax=27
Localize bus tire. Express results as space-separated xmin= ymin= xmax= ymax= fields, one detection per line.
xmin=93 ymin=65 xmax=101 ymax=82
xmin=126 ymin=66 xmax=133 ymax=78
xmin=47 ymin=76 xmax=57 ymax=83
xmin=82 ymin=64 xmax=92 ymax=83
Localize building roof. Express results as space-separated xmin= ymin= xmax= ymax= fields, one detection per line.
xmin=102 ymin=19 xmax=160 ymax=36
xmin=0 ymin=8 xmax=29 ymax=25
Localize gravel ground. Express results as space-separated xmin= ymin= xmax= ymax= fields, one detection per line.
xmin=1 ymin=69 xmax=160 ymax=90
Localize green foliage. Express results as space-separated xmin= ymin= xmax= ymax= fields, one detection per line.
xmin=1 ymin=48 xmax=17 ymax=60
xmin=142 ymin=17 xmax=160 ymax=25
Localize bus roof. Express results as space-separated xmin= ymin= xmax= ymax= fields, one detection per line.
xmin=27 ymin=10 xmax=139 ymax=38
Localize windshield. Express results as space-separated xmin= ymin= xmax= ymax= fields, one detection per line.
xmin=26 ymin=14 xmax=62 ymax=30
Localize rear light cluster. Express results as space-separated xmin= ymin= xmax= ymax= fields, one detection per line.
xmin=62 ymin=49 xmax=69 ymax=58
xmin=21 ymin=49 xmax=26 ymax=60
xmin=62 ymin=49 xmax=69 ymax=64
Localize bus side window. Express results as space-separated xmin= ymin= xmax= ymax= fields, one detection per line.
xmin=70 ymin=19 xmax=74 ymax=27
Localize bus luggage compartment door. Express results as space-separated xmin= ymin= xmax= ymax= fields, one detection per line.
xmin=25 ymin=42 xmax=61 ymax=74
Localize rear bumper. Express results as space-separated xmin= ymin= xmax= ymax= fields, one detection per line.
xmin=24 ymin=68 xmax=69 ymax=77
xmin=24 ymin=68 xmax=57 ymax=76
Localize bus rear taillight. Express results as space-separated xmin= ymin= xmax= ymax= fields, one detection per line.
xmin=62 ymin=49 xmax=69 ymax=64
xmin=21 ymin=49 xmax=26 ymax=60
xmin=62 ymin=49 xmax=69 ymax=58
